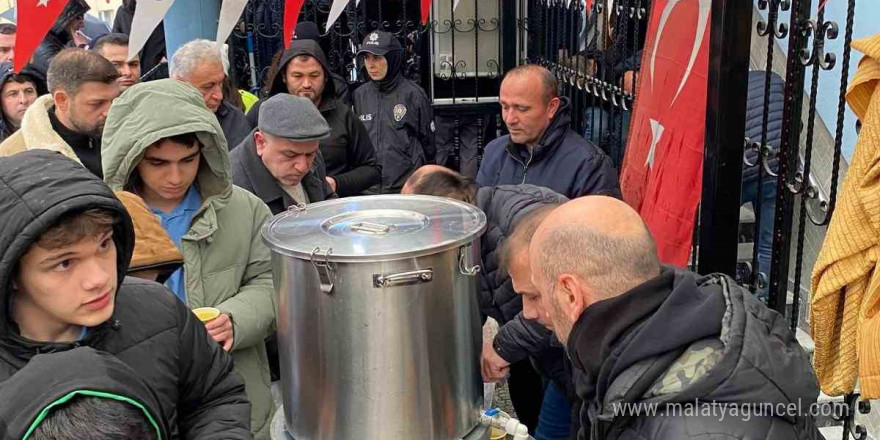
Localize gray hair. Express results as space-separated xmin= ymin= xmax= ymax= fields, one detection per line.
xmin=170 ymin=39 xmax=224 ymax=79
xmin=498 ymin=204 xmax=560 ymax=272
xmin=535 ymin=224 xmax=661 ymax=300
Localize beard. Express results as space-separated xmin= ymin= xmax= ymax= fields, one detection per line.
xmin=68 ymin=111 xmax=104 ymax=138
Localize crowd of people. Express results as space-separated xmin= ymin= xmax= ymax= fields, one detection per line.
xmin=0 ymin=2 xmax=824 ymax=440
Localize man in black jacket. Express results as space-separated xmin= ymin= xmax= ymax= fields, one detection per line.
xmin=246 ymin=39 xmax=380 ymax=197
xmin=530 ymin=196 xmax=822 ymax=440
xmin=113 ymin=0 xmax=166 ymax=76
xmin=31 ymin=0 xmax=90 ymax=82
xmin=170 ymin=40 xmax=251 ymax=149
xmin=354 ymin=30 xmax=435 ymax=194
xmin=0 ymin=150 xmax=251 ymax=439
xmin=477 ymin=64 xmax=620 ymax=200
xmin=232 ymin=93 xmax=336 ymax=216
xmin=402 ymin=166 xmax=573 ymax=438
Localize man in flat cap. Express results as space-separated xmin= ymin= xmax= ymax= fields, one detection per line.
xmin=231 ymin=94 xmax=337 ymax=215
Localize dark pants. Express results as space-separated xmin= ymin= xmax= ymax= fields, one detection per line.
xmin=741 ymin=175 xmax=777 ymax=300
xmin=535 ymin=381 xmax=573 ymax=440
xmin=435 ymin=115 xmax=490 ymax=178
xmin=508 ymin=359 xmax=545 ymax=433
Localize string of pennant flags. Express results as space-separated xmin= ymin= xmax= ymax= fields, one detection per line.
xmin=11 ymin=0 xmax=465 ymax=73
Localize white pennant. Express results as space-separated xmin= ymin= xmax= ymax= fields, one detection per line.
xmin=128 ymin=0 xmax=177 ymax=62
xmin=216 ymin=0 xmax=249 ymax=45
xmin=325 ymin=0 xmax=351 ymax=32
xmin=453 ymin=0 xmax=462 ymax=12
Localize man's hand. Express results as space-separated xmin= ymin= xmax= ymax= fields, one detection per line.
xmin=481 ymin=339 xmax=510 ymax=383
xmin=205 ymin=314 xmax=235 ymax=352
xmin=325 ymin=176 xmax=338 ymax=193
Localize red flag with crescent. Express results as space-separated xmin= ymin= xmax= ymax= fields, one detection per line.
xmin=619 ymin=0 xmax=711 ymax=266
xmin=14 ymin=0 xmax=71 ymax=72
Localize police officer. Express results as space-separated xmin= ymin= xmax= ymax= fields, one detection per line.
xmin=353 ymin=30 xmax=436 ymax=194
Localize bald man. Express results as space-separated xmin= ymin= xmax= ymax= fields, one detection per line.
xmin=476 ymin=65 xmax=620 ymax=200
xmin=529 ymin=197 xmax=822 ymax=440
xmin=402 ymin=165 xmax=572 ymax=436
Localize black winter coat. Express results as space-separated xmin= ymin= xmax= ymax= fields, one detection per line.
xmin=0 ymin=347 xmax=171 ymax=440
xmin=31 ymin=0 xmax=89 ymax=79
xmin=247 ymin=40 xmax=380 ymax=196
xmin=113 ymin=0 xmax=167 ymax=75
xmin=231 ymin=130 xmax=337 ymax=215
xmin=570 ymin=267 xmax=822 ymax=440
xmin=477 ymin=98 xmax=621 ymax=200
xmin=0 ymin=150 xmax=252 ymax=440
xmin=743 ymin=70 xmax=784 ymax=184
xmin=353 ymin=74 xmax=436 ymax=194
xmin=216 ymin=101 xmax=251 ymax=150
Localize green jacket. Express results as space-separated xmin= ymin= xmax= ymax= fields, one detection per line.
xmin=102 ymin=79 xmax=276 ymax=439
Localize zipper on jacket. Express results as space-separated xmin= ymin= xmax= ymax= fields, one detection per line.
xmin=520 ymin=151 xmax=534 ymax=185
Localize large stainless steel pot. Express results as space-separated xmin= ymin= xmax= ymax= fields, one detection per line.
xmin=262 ymin=195 xmax=488 ymax=440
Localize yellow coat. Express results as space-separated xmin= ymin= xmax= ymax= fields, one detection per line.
xmin=811 ymin=34 xmax=880 ymax=398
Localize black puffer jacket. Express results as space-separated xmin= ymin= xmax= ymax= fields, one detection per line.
xmin=0 ymin=347 xmax=170 ymax=440
xmin=353 ymin=40 xmax=435 ymax=194
xmin=113 ymin=0 xmax=167 ymax=75
xmin=570 ymin=267 xmax=821 ymax=440
xmin=247 ymin=40 xmax=381 ymax=196
xmin=476 ymin=184 xmax=567 ymax=325
xmin=31 ymin=0 xmax=89 ymax=78
xmin=0 ymin=150 xmax=251 ymax=439
xmin=743 ymin=70 xmax=784 ymax=184
xmin=477 ymin=98 xmax=621 ymax=200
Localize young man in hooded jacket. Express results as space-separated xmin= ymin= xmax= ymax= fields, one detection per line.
xmin=101 ymin=78 xmax=276 ymax=439
xmin=0 ymin=149 xmax=251 ymax=439
xmin=353 ymin=30 xmax=436 ymax=194
xmin=0 ymin=347 xmax=170 ymax=440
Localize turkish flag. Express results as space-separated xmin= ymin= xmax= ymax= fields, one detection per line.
xmin=283 ymin=0 xmax=307 ymax=48
xmin=421 ymin=0 xmax=431 ymax=25
xmin=619 ymin=0 xmax=711 ymax=266
xmin=14 ymin=0 xmax=71 ymax=72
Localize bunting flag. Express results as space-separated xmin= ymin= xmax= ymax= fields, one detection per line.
xmin=128 ymin=0 xmax=176 ymax=62
xmin=283 ymin=0 xmax=307 ymax=48
xmin=324 ymin=0 xmax=349 ymax=32
xmin=818 ymin=0 xmax=830 ymax=11
xmin=216 ymin=0 xmax=249 ymax=45
xmin=14 ymin=0 xmax=70 ymax=72
xmin=421 ymin=0 xmax=432 ymax=25
xmin=453 ymin=0 xmax=462 ymax=13
xmin=618 ymin=0 xmax=711 ymax=267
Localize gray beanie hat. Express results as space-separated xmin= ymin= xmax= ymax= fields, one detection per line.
xmin=258 ymin=94 xmax=331 ymax=141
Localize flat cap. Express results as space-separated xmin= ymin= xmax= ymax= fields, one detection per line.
xmin=258 ymin=94 xmax=331 ymax=141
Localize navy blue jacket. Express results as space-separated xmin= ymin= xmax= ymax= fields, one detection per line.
xmin=477 ymin=97 xmax=621 ymax=199
xmin=743 ymin=70 xmax=784 ymax=184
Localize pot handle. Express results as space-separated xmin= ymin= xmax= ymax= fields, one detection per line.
xmin=310 ymin=247 xmax=336 ymax=294
xmin=373 ymin=269 xmax=434 ymax=288
xmin=459 ymin=244 xmax=481 ymax=276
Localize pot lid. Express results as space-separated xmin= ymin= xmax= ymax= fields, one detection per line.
xmin=262 ymin=195 xmax=487 ymax=262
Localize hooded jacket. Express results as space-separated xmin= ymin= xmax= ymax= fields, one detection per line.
xmin=0 ymin=95 xmax=102 ymax=176
xmin=231 ymin=129 xmax=336 ymax=215
xmin=115 ymin=191 xmax=184 ymax=280
xmin=353 ymin=41 xmax=435 ymax=194
xmin=113 ymin=0 xmax=166 ymax=75
xmin=0 ymin=149 xmax=251 ymax=439
xmin=247 ymin=40 xmax=381 ymax=196
xmin=570 ymin=268 xmax=821 ymax=440
xmin=477 ymin=97 xmax=621 ymax=200
xmin=31 ymin=0 xmax=90 ymax=78
xmin=0 ymin=64 xmax=37 ymax=143
xmin=0 ymin=347 xmax=169 ymax=440
xmin=102 ymin=79 xmax=276 ymax=439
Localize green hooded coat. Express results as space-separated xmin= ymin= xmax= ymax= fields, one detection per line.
xmin=102 ymin=79 xmax=276 ymax=439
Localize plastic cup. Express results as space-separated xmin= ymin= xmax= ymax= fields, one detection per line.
xmin=193 ymin=307 xmax=221 ymax=324
xmin=489 ymin=427 xmax=507 ymax=439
